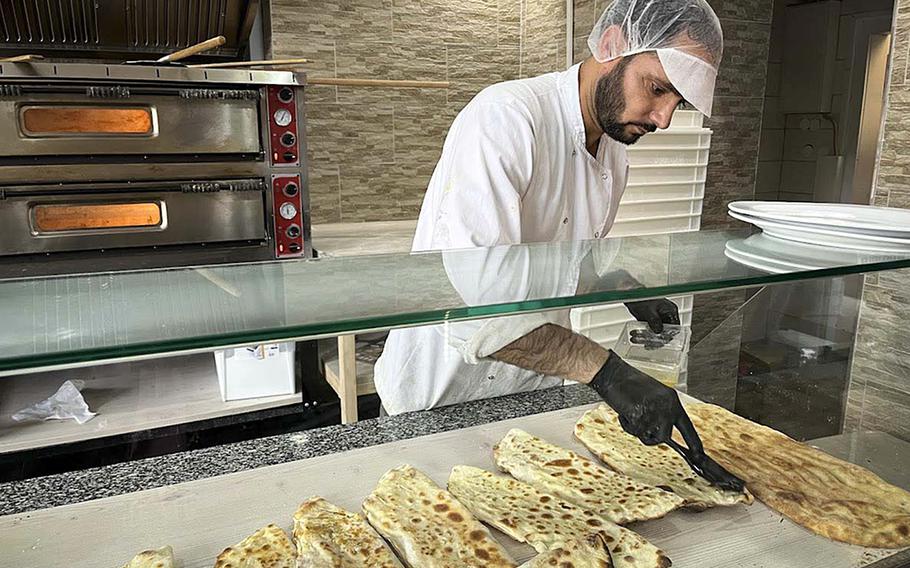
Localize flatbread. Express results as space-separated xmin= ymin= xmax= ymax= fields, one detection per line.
xmin=494 ymin=429 xmax=684 ymax=524
xmin=447 ymin=465 xmax=670 ymax=568
xmin=121 ymin=546 xmax=175 ymax=568
xmin=518 ymin=533 xmax=614 ymax=568
xmin=292 ymin=496 xmax=404 ymax=567
xmin=213 ymin=524 xmax=296 ymax=568
xmin=574 ymin=404 xmax=752 ymax=509
xmin=686 ymin=402 xmax=910 ymax=548
xmin=362 ymin=464 xmax=515 ymax=568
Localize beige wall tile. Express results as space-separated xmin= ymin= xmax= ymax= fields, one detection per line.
xmin=392 ymin=0 xmax=498 ymax=46
xmin=447 ymin=45 xmax=521 ymax=106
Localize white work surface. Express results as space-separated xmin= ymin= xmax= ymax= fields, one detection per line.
xmin=0 ymin=403 xmax=905 ymax=567
xmin=311 ymin=220 xmax=417 ymax=257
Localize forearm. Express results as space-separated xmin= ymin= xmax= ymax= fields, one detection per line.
xmin=490 ymin=324 xmax=610 ymax=383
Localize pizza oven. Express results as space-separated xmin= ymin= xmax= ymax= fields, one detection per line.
xmin=0 ymin=1 xmax=312 ymax=278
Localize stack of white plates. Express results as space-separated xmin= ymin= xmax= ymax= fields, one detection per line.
xmin=725 ymin=201 xmax=910 ymax=273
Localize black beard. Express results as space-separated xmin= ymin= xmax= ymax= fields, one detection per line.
xmin=594 ymin=57 xmax=657 ymax=146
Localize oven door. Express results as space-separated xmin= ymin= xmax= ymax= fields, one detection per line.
xmin=0 ymin=90 xmax=262 ymax=159
xmin=0 ymin=181 xmax=268 ymax=255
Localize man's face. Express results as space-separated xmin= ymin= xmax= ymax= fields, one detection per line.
xmin=594 ymin=53 xmax=686 ymax=145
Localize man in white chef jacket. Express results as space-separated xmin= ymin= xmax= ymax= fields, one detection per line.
xmin=374 ymin=0 xmax=741 ymax=488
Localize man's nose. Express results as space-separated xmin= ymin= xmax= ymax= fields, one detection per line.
xmin=650 ymin=102 xmax=676 ymax=130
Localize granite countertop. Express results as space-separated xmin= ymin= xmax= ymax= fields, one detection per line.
xmin=0 ymin=383 xmax=601 ymax=517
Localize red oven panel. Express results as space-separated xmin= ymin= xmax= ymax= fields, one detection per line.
xmin=266 ymin=86 xmax=300 ymax=167
xmin=272 ymin=174 xmax=305 ymax=257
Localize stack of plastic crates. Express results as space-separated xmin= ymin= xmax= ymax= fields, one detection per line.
xmin=570 ymin=110 xmax=711 ymax=390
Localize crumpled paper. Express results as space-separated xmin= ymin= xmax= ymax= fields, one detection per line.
xmin=12 ymin=379 xmax=97 ymax=425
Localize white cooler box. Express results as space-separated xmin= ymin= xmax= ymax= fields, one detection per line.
xmin=214 ymin=342 xmax=296 ymax=401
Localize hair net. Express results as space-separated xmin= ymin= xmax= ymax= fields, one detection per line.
xmin=588 ymin=0 xmax=723 ymax=117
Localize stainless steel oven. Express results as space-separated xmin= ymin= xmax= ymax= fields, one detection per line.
xmin=0 ymin=61 xmax=311 ymax=277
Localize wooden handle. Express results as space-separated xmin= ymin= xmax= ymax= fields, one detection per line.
xmin=307 ymin=77 xmax=450 ymax=89
xmin=158 ymin=36 xmax=226 ymax=62
xmin=0 ymin=54 xmax=44 ymax=62
xmin=188 ymin=58 xmax=310 ymax=69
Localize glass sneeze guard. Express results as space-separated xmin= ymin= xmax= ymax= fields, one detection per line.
xmin=2 ymin=229 xmax=909 ymax=374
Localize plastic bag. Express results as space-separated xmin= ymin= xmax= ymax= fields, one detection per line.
xmin=11 ymin=379 xmax=97 ymax=425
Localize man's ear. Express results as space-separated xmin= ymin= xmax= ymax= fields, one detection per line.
xmin=597 ymin=24 xmax=628 ymax=60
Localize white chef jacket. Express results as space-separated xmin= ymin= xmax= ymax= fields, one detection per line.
xmin=373 ymin=63 xmax=629 ymax=415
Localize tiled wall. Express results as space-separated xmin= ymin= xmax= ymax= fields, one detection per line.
xmin=757 ymin=0 xmax=894 ymax=203
xmin=846 ymin=0 xmax=910 ymax=441
xmin=697 ymin=0 xmax=774 ymax=230
xmin=266 ymin=0 xmax=565 ymax=224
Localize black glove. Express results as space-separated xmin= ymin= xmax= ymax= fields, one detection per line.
xmin=590 ymin=351 xmax=745 ymax=491
xmin=624 ymin=298 xmax=680 ymax=333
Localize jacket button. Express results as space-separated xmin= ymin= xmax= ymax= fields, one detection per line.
xmin=563 ymin=217 xmax=569 ymax=224
xmin=601 ymin=173 xmax=608 ymax=180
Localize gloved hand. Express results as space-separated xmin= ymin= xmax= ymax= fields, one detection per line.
xmin=590 ymin=350 xmax=745 ymax=491
xmin=624 ymin=298 xmax=680 ymax=333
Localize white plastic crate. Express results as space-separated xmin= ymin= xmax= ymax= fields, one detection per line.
xmin=569 ymin=110 xmax=710 ymax=381
xmin=628 ymin=163 xmax=708 ymax=184
xmin=614 ymin=197 xmax=703 ymax=219
xmin=609 ymin=213 xmax=702 ymax=236
xmin=668 ymin=109 xmax=705 ymax=128
xmin=622 ymin=180 xmax=705 ymax=202
xmin=626 ymin=147 xmax=710 ymax=166
xmin=214 ymin=342 xmax=296 ymax=401
xmin=634 ymin=130 xmax=712 ymax=149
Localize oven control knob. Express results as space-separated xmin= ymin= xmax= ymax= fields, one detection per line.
xmin=279 ymin=202 xmax=298 ymax=220
xmin=283 ymin=182 xmax=299 ymax=196
xmin=273 ymin=108 xmax=293 ymax=127
xmin=280 ymin=132 xmax=296 ymax=147
xmin=287 ymin=224 xmax=301 ymax=238
xmin=288 ymin=242 xmax=302 ymax=253
xmin=278 ymin=87 xmax=294 ymax=103
xmin=282 ymin=151 xmax=296 ymax=162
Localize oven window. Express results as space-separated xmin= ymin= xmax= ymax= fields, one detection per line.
xmin=21 ymin=106 xmax=154 ymax=136
xmin=33 ymin=203 xmax=163 ymax=232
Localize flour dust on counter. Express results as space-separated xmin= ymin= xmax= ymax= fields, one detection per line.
xmin=362 ymin=464 xmax=516 ymax=568
xmin=447 ymin=465 xmax=671 ymax=568
xmin=574 ymin=405 xmax=753 ymax=509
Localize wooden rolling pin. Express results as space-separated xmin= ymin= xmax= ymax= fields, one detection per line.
xmin=0 ymin=54 xmax=44 ymax=62
xmin=157 ymin=35 xmax=226 ymax=63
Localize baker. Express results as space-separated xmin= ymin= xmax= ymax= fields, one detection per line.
xmin=375 ymin=0 xmax=742 ymax=489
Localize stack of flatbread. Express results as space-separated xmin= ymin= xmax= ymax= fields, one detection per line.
xmin=518 ymin=533 xmax=614 ymax=568
xmin=448 ymin=465 xmax=671 ymax=568
xmin=575 ymin=404 xmax=752 ymax=509
xmin=362 ymin=464 xmax=516 ymax=567
xmin=494 ymin=429 xmax=684 ymax=524
xmin=213 ymin=524 xmax=296 ymax=568
xmin=121 ymin=546 xmax=175 ymax=568
xmin=293 ymin=496 xmax=403 ymax=567
xmin=685 ymin=402 xmax=910 ymax=548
